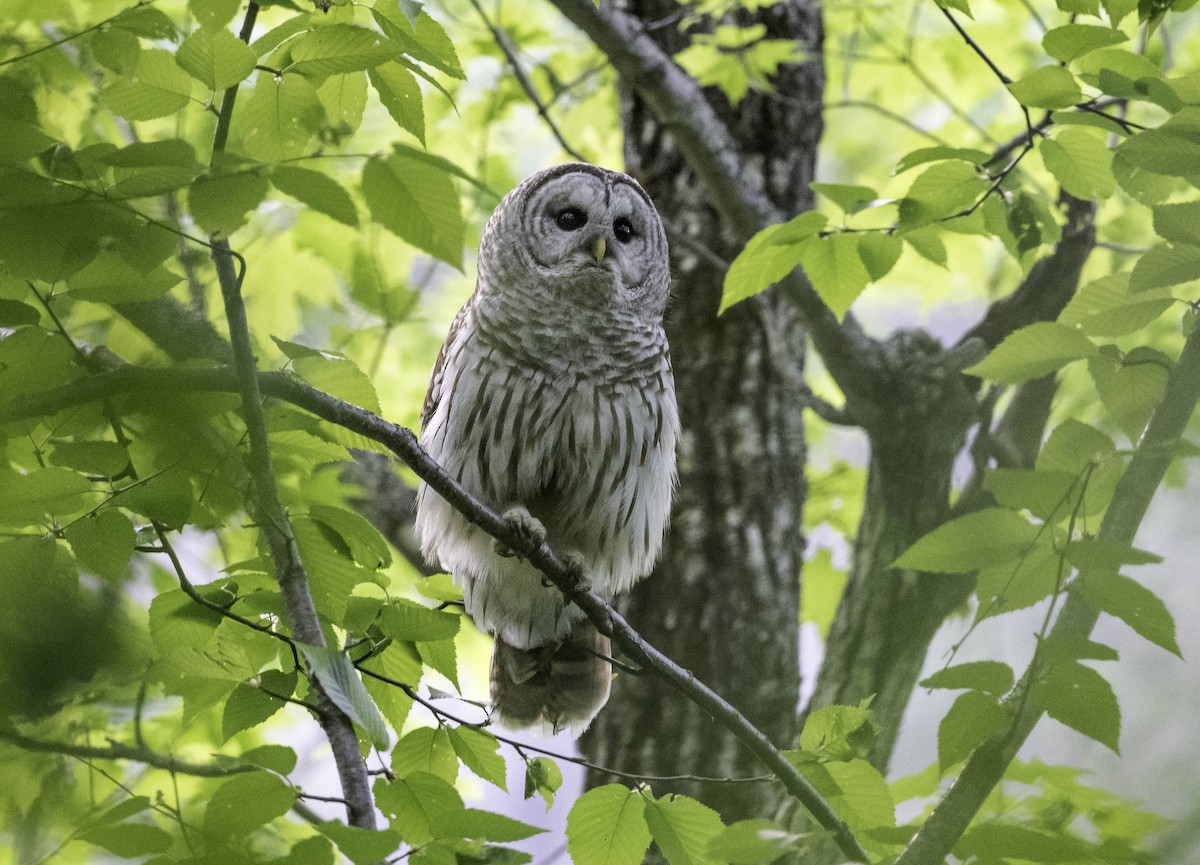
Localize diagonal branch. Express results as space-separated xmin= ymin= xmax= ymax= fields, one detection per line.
xmin=0 ymin=727 xmax=255 ymax=778
xmin=897 ymin=321 xmax=1200 ymax=865
xmin=543 ymin=0 xmax=881 ymax=407
xmin=0 ymin=365 xmax=871 ymax=864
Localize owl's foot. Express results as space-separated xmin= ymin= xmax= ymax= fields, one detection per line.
xmin=494 ymin=505 xmax=546 ymax=559
xmin=541 ymin=551 xmax=591 ymax=594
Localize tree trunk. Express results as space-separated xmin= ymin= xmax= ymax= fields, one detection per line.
xmin=580 ymin=0 xmax=824 ymax=823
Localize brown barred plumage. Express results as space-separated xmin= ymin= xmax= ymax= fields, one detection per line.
xmin=414 ymin=164 xmax=678 ymax=734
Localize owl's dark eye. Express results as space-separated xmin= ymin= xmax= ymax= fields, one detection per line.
xmin=613 ymin=217 xmax=635 ymax=243
xmin=555 ymin=208 xmax=587 ymax=231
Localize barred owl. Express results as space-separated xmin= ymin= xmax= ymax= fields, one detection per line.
xmin=414 ymin=163 xmax=678 ymax=734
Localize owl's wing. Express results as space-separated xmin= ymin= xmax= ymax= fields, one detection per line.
xmin=420 ymin=299 xmax=473 ymax=432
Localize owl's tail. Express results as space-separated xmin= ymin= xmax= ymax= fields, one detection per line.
xmin=490 ymin=619 xmax=612 ymax=736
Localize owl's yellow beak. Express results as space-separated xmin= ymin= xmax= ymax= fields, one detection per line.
xmin=592 ymin=236 xmax=607 ymax=263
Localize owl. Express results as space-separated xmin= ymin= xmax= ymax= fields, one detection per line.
xmin=414 ymin=163 xmax=679 ymax=734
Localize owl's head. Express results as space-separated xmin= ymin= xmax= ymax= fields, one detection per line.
xmin=478 ymin=164 xmax=670 ymax=318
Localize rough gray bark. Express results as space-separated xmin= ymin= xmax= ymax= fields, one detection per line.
xmin=579 ymin=0 xmax=823 ymax=822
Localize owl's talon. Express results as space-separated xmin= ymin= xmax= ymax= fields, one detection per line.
xmin=494 ymin=505 xmax=546 ymax=559
xmin=563 ymin=551 xmax=591 ymax=594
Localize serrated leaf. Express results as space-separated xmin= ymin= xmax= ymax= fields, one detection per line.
xmin=67 ymin=252 xmax=182 ymax=303
xmin=242 ymin=744 xmax=298 ymax=774
xmin=1042 ymin=23 xmax=1127 ymax=62
xmin=292 ymin=355 xmax=381 ymax=413
xmin=416 ymin=573 xmax=463 ymax=603
xmin=524 ymin=756 xmax=562 ymax=809
xmin=271 ymin=165 xmax=359 ymax=227
xmin=644 ymin=794 xmax=724 ymax=865
xmin=965 ymin=322 xmax=1098 ymax=384
xmin=319 ymin=821 xmax=402 ymax=865
xmin=894 ymin=146 xmax=990 ymax=174
xmin=416 ymin=637 xmax=458 ymax=689
xmin=380 ymin=598 xmax=460 ymax=642
xmin=921 ymin=661 xmax=1014 ymax=695
xmin=222 ymin=670 xmax=297 ymax=741
xmin=90 ymin=27 xmax=141 ymax=75
xmin=792 ymin=759 xmax=895 ymax=832
xmin=893 ymin=508 xmax=1039 ymax=573
xmin=567 ymin=785 xmax=652 ymax=865
xmin=451 ymin=809 xmax=544 ymax=842
xmin=1038 ymin=419 xmax=1116 ymax=474
xmin=368 ymin=62 xmax=425 ymax=144
xmin=976 ymin=539 xmax=1061 ymax=620
xmin=1079 ymin=570 xmax=1180 ymax=655
xmin=1117 ymin=108 xmax=1200 ymax=176
xmin=204 ymin=771 xmax=297 ymax=837
xmin=309 ymin=503 xmax=391 ymax=569
xmin=391 ymin=726 xmax=458 ymax=782
xmin=1009 ymin=65 xmax=1084 ymax=109
xmin=719 ymin=212 xmax=826 ymax=312
xmin=1154 ymin=199 xmax=1200 ymax=244
xmin=1040 ymin=128 xmax=1115 ymax=199
xmin=799 ymin=704 xmax=875 ymax=761
xmin=1058 ymin=272 xmax=1174 ymax=337
xmin=299 ymin=643 xmax=391 ymax=749
xmin=372 ymin=6 xmax=464 ymax=79
xmin=101 ymin=50 xmax=193 ymax=121
xmin=810 ymin=183 xmax=878 ymax=215
xmin=705 ymin=819 xmax=803 ymax=865
xmin=49 ymin=440 xmax=130 ymax=477
xmin=362 ymin=153 xmax=464 ymax=268
xmin=374 ymin=771 xmax=463 ymax=844
xmin=117 ymin=469 xmax=194 ymax=529
xmin=189 ymin=171 xmax=269 ymax=234
xmin=287 ymin=25 xmax=396 ymax=79
xmin=1130 ymin=242 xmax=1200 ymax=291
xmin=448 ymin=726 xmax=507 ymax=791
xmin=0 ymin=299 xmax=39 ymax=326
xmin=1089 ymin=348 xmax=1170 ymax=442
xmin=898 ymin=160 xmax=986 ymax=227
xmin=190 ymin=0 xmax=241 ymax=30
xmin=938 ymin=690 xmax=1008 ymax=772
xmin=983 ymin=468 xmax=1079 ymax=521
xmin=177 ymin=27 xmax=257 ymax=90
xmin=78 ymin=823 xmax=173 ymax=857
xmin=857 ymin=232 xmax=902 ymax=282
xmin=1034 ymin=661 xmax=1121 ymax=752
xmin=65 ymin=509 xmax=134 ymax=582
xmin=798 ymin=232 xmax=871 ymax=318
xmin=242 ymin=72 xmax=325 ymax=162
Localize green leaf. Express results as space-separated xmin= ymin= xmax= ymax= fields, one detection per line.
xmin=1038 ymin=419 xmax=1116 ymax=475
xmin=792 ymin=759 xmax=895 ymax=832
xmin=1042 ymin=23 xmax=1127 ymax=62
xmin=64 ymin=510 xmax=135 ymax=582
xmin=719 ymin=212 xmax=826 ymax=312
xmin=983 ymin=468 xmax=1079 ymax=522
xmin=90 ymin=27 xmax=141 ymax=75
xmin=976 ymin=539 xmax=1061 ymax=619
xmin=0 ymin=299 xmax=39 ymax=326
xmin=101 ymin=49 xmax=194 ymax=121
xmin=271 ymin=165 xmax=359 ymax=227
xmin=292 ymin=355 xmax=381 ymax=413
xmin=177 ymin=27 xmax=257 ymax=90
xmin=1089 ymin=347 xmax=1171 ymax=442
xmin=1039 ymin=128 xmax=1115 ymax=199
xmin=894 ymin=146 xmax=990 ymax=174
xmin=1079 ymin=570 xmax=1180 ymax=655
xmin=391 ymin=726 xmax=458 ymax=782
xmin=921 ymin=661 xmax=1014 ymax=695
xmin=380 ymin=598 xmax=460 ymax=642
xmin=898 ymin=161 xmax=986 ymax=228
xmin=118 ymin=469 xmax=194 ymax=529
xmin=67 ymin=252 xmax=181 ymax=303
xmin=797 ymin=233 xmax=872 ymax=318
xmin=299 ymin=644 xmax=391 ymax=749
xmin=1130 ymin=242 xmax=1200 ymax=291
xmin=416 ymin=572 xmax=463 ymax=604
xmin=190 ymin=0 xmax=242 ymax=30
xmin=189 ymin=171 xmax=269 ymax=234
xmin=964 ymin=322 xmax=1098 ymax=384
xmin=374 ymin=771 xmax=463 ymax=844
xmin=1034 ymin=661 xmax=1121 ymax=752
xmin=937 ymin=690 xmax=1008 ymax=772
xmin=309 ymin=503 xmax=391 ymax=569
xmin=799 ymin=704 xmax=875 ymax=761
xmin=810 ymin=183 xmax=878 ymax=215
xmin=448 ymin=726 xmax=508 ymax=791
xmin=1117 ymin=108 xmax=1200 ymax=176
xmin=368 ymin=62 xmax=426 ymax=144
xmin=857 ymin=233 xmax=903 ymax=282
xmin=451 ymin=809 xmax=545 ymax=842
xmin=1066 ymin=537 xmax=1162 ymax=572
xmin=1058 ymin=272 xmax=1174 ymax=337
xmin=524 ymin=756 xmax=563 ymax=809
xmin=49 ymin=440 xmax=129 ymax=477
xmin=1153 ymin=199 xmax=1200 ymax=244
xmin=893 ymin=508 xmax=1039 ymax=573
xmin=956 ymin=824 xmax=1096 ymax=862
xmin=567 ymin=785 xmax=653 ymax=865
xmin=222 ymin=670 xmax=297 ymax=741
xmin=643 ymin=794 xmax=724 ymax=865
xmin=416 ymin=637 xmax=459 ymax=689
xmin=705 ymin=819 xmax=804 ymax=865
xmin=78 ymin=823 xmax=173 ymax=857
xmin=372 ymin=5 xmax=465 ymax=79
xmin=287 ymin=25 xmax=396 ymax=79
xmin=242 ymin=72 xmax=325 ymax=162
xmin=241 ymin=744 xmax=298 ymax=774
xmin=1009 ymin=66 xmax=1083 ymax=109
xmin=204 ymin=771 xmax=297 ymax=837
xmin=319 ymin=821 xmax=403 ymax=865
xmin=362 ymin=153 xmax=465 ymax=268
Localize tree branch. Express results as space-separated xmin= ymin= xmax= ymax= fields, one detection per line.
xmin=205 ymin=1 xmax=375 ymax=831
xmin=897 ymin=322 xmax=1200 ymax=865
xmin=543 ymin=0 xmax=882 ymax=408
xmin=0 ymin=364 xmax=870 ymax=863
xmin=0 ymin=727 xmax=255 ymax=778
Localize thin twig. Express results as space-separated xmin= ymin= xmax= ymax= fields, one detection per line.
xmin=0 ymin=728 xmax=254 ymax=778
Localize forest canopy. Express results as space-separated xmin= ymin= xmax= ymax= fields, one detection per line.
xmin=2 ymin=0 xmax=1200 ymax=864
